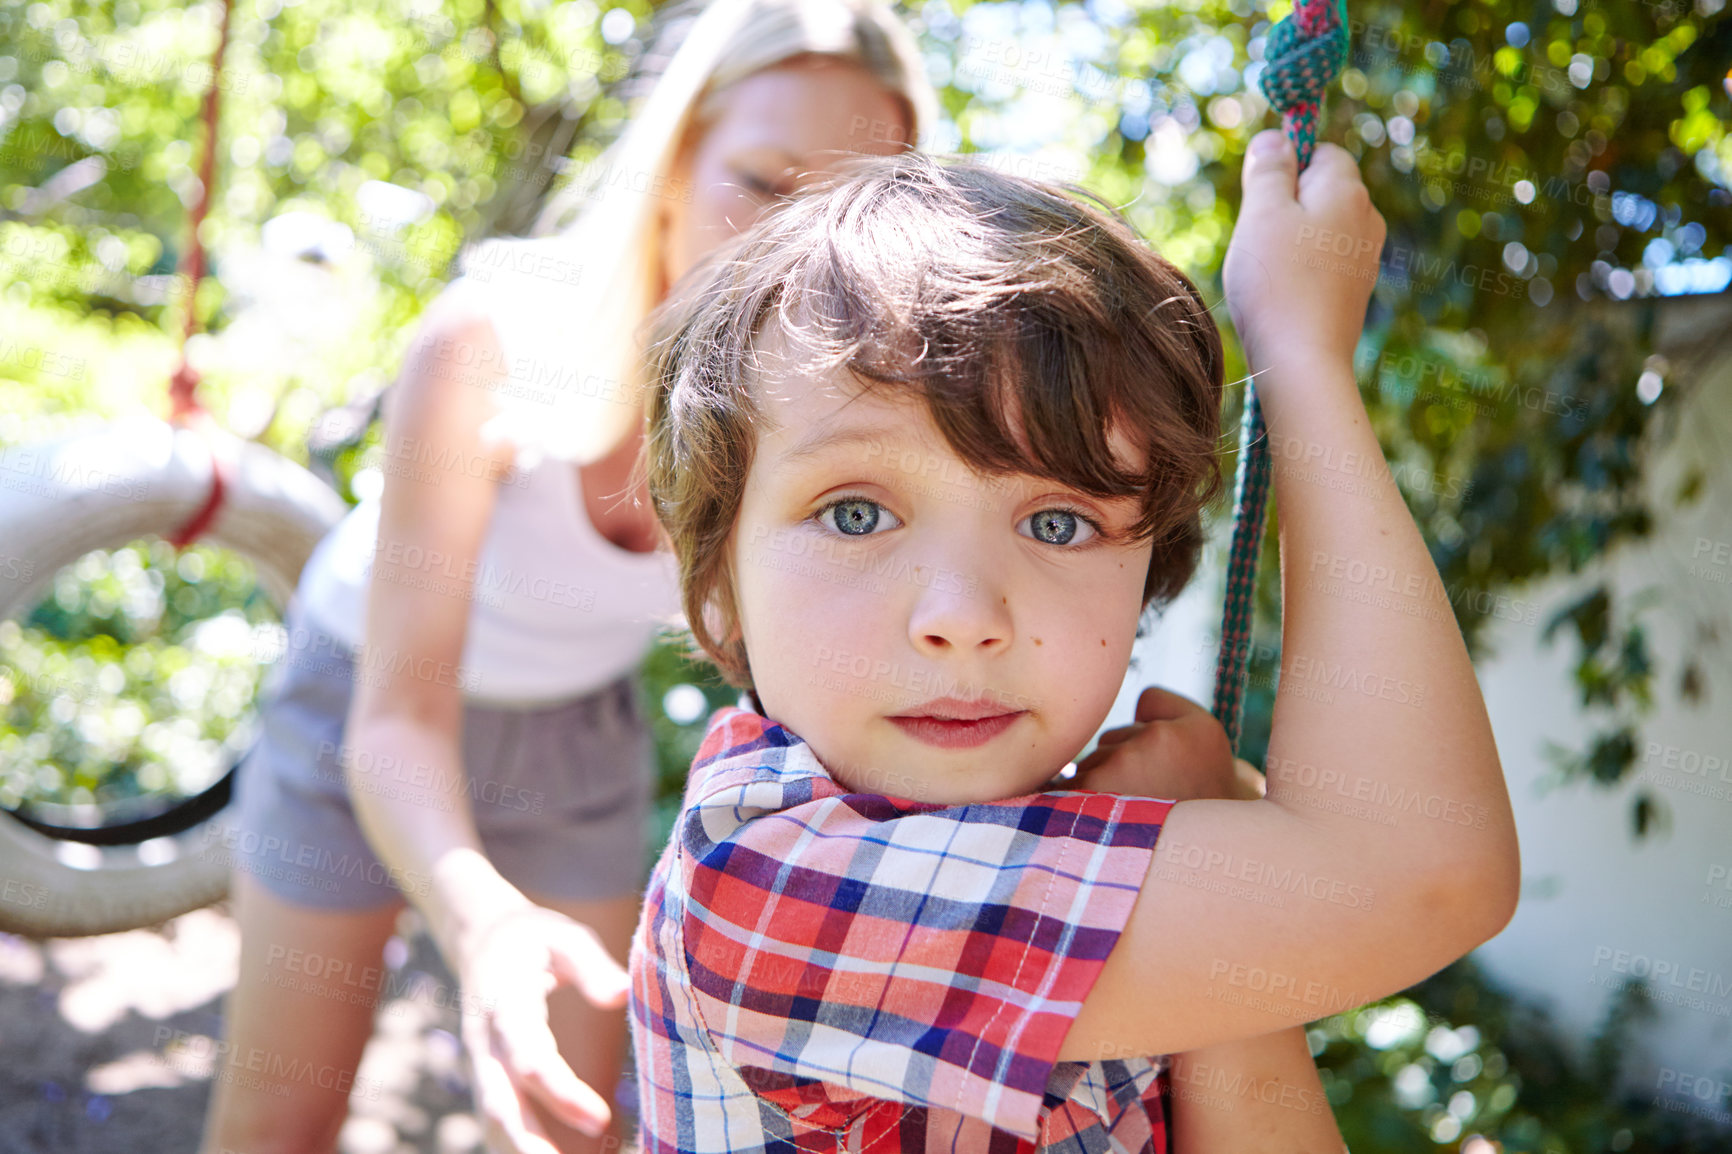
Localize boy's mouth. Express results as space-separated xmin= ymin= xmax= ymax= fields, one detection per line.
xmin=887 ymin=697 xmax=1027 ymax=749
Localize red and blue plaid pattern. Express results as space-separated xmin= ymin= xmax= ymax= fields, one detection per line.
xmin=629 ymin=706 xmax=1177 ymax=1153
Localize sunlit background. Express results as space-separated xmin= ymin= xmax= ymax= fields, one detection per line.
xmin=2 ymin=0 xmax=1730 ymax=1149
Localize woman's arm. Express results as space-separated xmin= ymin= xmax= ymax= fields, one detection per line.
xmin=342 ymin=303 xmax=626 ymax=1148
xmin=1059 ymin=135 xmax=1519 ymax=1059
xmin=1169 ymin=1028 xmax=1344 ymax=1154
xmin=344 ymin=303 xmax=528 ymax=971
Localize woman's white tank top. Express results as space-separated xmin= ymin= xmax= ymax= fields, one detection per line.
xmin=294 ymin=255 xmax=684 ymax=706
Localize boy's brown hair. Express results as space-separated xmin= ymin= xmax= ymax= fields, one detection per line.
xmin=640 ymin=152 xmax=1225 ymax=689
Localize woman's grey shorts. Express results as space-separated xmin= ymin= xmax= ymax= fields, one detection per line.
xmin=226 ymin=609 xmax=655 ymax=911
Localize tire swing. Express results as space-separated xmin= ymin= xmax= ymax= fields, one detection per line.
xmin=0 ymin=0 xmax=347 ymax=938
xmin=1211 ymin=0 xmax=1348 ymax=752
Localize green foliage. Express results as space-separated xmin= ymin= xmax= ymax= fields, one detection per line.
xmin=1034 ymin=0 xmax=1731 ymax=817
xmin=0 ymin=539 xmax=270 ymax=816
xmin=1307 ymin=958 xmax=1731 ymax=1152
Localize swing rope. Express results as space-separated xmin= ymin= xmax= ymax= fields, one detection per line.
xmin=1210 ymin=0 xmax=1349 ymax=752
xmin=163 ymin=0 xmax=235 ymax=550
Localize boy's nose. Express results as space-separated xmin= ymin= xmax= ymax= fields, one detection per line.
xmin=905 ymin=564 xmax=1013 ymax=657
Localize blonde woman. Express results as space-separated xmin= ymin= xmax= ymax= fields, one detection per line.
xmin=200 ymin=2 xmax=935 ymax=1152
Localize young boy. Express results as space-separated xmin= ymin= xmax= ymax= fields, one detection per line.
xmin=627 ymin=138 xmax=1518 ymax=1152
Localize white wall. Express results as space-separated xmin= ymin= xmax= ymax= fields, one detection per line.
xmin=1469 ymin=307 xmax=1732 ymax=1113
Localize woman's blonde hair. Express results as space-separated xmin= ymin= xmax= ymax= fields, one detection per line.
xmin=450 ymin=0 xmax=937 ymax=465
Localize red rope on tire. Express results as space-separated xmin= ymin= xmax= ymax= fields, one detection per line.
xmin=164 ymin=0 xmax=235 ymax=550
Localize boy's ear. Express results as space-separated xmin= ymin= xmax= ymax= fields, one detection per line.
xmin=708 ymin=557 xmax=747 ymax=646
xmin=700 ymin=595 xmax=743 ymax=648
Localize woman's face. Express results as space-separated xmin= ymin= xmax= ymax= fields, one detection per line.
xmin=660 ymin=55 xmax=913 ymax=289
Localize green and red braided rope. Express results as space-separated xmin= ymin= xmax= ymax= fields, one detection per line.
xmin=1211 ymin=0 xmax=1349 ymax=752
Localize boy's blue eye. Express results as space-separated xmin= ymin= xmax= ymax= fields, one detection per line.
xmin=1029 ymin=510 xmax=1076 ymax=544
xmin=821 ymin=498 xmax=899 ymax=536
xmin=815 ymin=498 xmax=1100 ymax=545
xmin=1024 ymin=509 xmax=1096 ymax=546
xmin=834 ymin=499 xmax=877 ymax=534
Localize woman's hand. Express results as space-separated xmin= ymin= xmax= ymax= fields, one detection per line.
xmin=1070 ymin=686 xmax=1264 ymax=802
xmin=1223 ymin=129 xmax=1386 ymax=370
xmin=456 ymin=903 xmax=632 ymax=1154
xmin=1071 ymin=687 xmax=1345 ymax=1153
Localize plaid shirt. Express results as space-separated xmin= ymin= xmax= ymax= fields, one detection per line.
xmin=629 ymin=706 xmax=1177 ymax=1154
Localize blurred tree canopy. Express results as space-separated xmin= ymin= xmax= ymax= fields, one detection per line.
xmin=1 ymin=0 xmax=1729 ymax=823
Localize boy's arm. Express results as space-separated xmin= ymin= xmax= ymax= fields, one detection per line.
xmin=1058 ymin=132 xmax=1519 ymax=1059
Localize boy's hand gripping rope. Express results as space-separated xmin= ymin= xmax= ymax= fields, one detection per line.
xmin=1211 ymin=0 xmax=1348 ymax=752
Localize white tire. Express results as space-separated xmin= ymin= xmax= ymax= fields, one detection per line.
xmin=0 ymin=417 xmax=347 ymax=937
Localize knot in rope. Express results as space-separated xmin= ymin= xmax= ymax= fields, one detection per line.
xmin=1258 ymin=0 xmax=1349 ymax=168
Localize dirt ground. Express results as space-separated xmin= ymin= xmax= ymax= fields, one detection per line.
xmin=0 ymin=900 xmax=639 ymax=1153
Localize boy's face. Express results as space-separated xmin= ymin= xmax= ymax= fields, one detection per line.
xmin=727 ymin=329 xmax=1155 ymax=805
